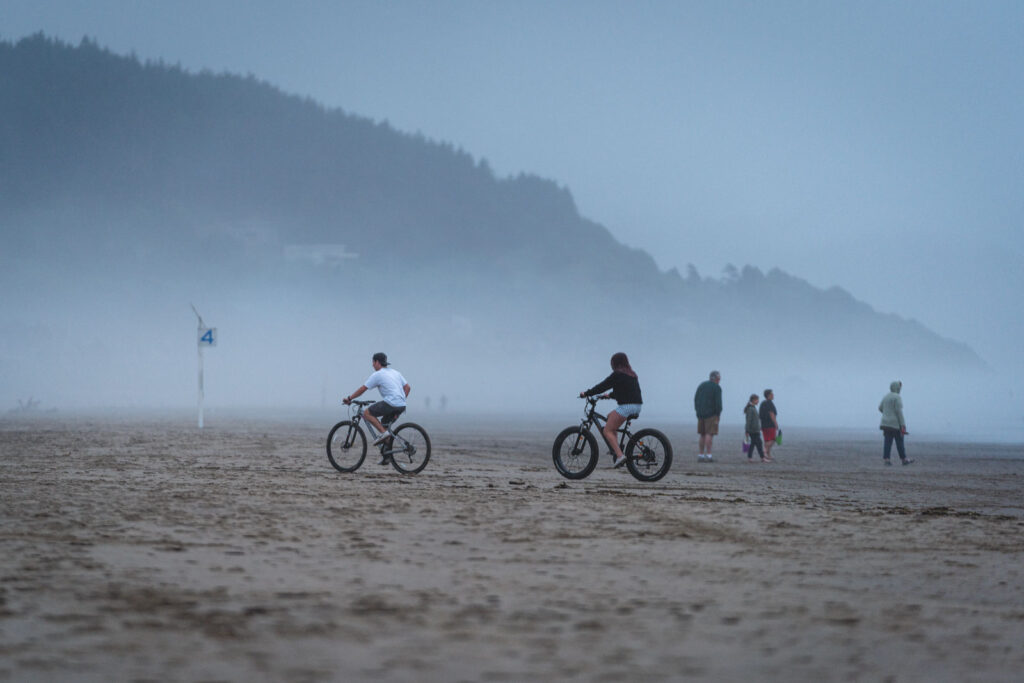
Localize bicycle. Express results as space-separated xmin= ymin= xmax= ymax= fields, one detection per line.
xmin=326 ymin=400 xmax=431 ymax=474
xmin=552 ymin=396 xmax=672 ymax=482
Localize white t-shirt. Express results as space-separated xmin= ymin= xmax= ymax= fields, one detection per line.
xmin=364 ymin=367 xmax=408 ymax=407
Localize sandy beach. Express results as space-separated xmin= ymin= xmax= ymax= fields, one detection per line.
xmin=1 ymin=413 xmax=1023 ymax=682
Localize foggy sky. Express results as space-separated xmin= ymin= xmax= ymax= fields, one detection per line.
xmin=3 ymin=1 xmax=1023 ymax=419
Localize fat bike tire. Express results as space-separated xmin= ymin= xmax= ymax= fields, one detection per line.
xmin=625 ymin=428 xmax=673 ymax=482
xmin=552 ymin=426 xmax=599 ymax=480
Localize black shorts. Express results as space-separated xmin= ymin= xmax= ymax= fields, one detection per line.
xmin=368 ymin=401 xmax=405 ymax=423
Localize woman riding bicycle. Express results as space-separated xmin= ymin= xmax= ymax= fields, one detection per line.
xmin=579 ymin=352 xmax=643 ymax=468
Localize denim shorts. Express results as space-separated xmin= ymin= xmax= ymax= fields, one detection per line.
xmin=614 ymin=403 xmax=642 ymax=419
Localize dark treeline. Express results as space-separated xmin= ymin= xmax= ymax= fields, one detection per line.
xmin=1 ymin=34 xmax=625 ymax=277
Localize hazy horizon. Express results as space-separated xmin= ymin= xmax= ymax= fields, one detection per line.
xmin=2 ymin=2 xmax=1022 ymax=442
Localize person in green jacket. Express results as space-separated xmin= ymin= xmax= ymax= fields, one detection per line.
xmin=694 ymin=370 xmax=723 ymax=462
xmin=744 ymin=394 xmax=768 ymax=462
xmin=879 ymin=380 xmax=913 ymax=466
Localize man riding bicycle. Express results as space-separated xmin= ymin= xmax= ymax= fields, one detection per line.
xmin=343 ymin=352 xmax=411 ymax=445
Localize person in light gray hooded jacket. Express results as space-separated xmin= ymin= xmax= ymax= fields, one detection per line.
xmin=879 ymin=380 xmax=913 ymax=466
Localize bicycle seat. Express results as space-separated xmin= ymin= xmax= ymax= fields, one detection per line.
xmin=624 ymin=413 xmax=640 ymax=421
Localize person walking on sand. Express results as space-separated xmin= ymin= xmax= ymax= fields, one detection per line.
xmin=694 ymin=370 xmax=722 ymax=462
xmin=760 ymin=388 xmax=779 ymax=460
xmin=744 ymin=394 xmax=768 ymax=462
xmin=343 ymin=352 xmax=411 ymax=447
xmin=580 ymin=352 xmax=643 ymax=469
xmin=879 ymin=380 xmax=913 ymax=466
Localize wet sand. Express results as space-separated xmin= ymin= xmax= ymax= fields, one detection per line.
xmin=2 ymin=414 xmax=1023 ymax=682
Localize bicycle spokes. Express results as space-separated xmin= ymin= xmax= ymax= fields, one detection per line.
xmin=389 ymin=423 xmax=431 ymax=474
xmin=327 ymin=420 xmax=368 ymax=473
xmin=634 ymin=438 xmax=655 ymax=463
xmin=385 ymin=436 xmax=410 ymax=458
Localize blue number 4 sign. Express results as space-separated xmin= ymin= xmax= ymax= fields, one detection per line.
xmin=199 ymin=328 xmax=217 ymax=346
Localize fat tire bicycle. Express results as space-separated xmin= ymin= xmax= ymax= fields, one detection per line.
xmin=553 ymin=396 xmax=673 ymax=482
xmin=327 ymin=400 xmax=431 ymax=474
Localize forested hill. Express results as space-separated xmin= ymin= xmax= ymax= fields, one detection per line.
xmin=1 ymin=34 xmax=643 ymax=279
xmin=0 ymin=35 xmax=986 ymax=412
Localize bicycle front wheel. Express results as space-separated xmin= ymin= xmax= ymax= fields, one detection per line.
xmin=552 ymin=426 xmax=598 ymax=479
xmin=327 ymin=421 xmax=367 ymax=473
xmin=625 ymin=428 xmax=672 ymax=482
xmin=389 ymin=423 xmax=431 ymax=474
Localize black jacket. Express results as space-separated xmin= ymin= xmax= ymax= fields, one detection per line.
xmin=585 ymin=371 xmax=642 ymax=405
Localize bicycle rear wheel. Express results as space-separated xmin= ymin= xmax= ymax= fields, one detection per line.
xmin=389 ymin=423 xmax=431 ymax=474
xmin=552 ymin=426 xmax=599 ymax=479
xmin=625 ymin=428 xmax=672 ymax=482
xmin=327 ymin=421 xmax=367 ymax=472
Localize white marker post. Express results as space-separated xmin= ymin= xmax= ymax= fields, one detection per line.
xmin=191 ymin=304 xmax=216 ymax=429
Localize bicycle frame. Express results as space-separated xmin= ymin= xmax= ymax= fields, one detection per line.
xmin=344 ymin=400 xmax=407 ymax=456
xmin=579 ymin=397 xmax=636 ymax=461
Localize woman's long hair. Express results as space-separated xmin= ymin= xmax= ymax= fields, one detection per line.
xmin=610 ymin=352 xmax=637 ymax=378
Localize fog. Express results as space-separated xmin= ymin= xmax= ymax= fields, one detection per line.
xmin=1 ymin=249 xmax=1014 ymax=442
xmin=2 ymin=2 xmax=1023 ymax=443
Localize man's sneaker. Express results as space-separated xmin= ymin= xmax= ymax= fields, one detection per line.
xmin=698 ymin=454 xmax=707 ymax=462
xmin=612 ymin=454 xmax=628 ymax=468
xmin=373 ymin=430 xmax=394 ymax=446
xmin=705 ymin=455 xmax=714 ymax=463
xmin=884 ymin=459 xmax=892 ymax=466
xmin=901 ymin=458 xmax=915 ymax=466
